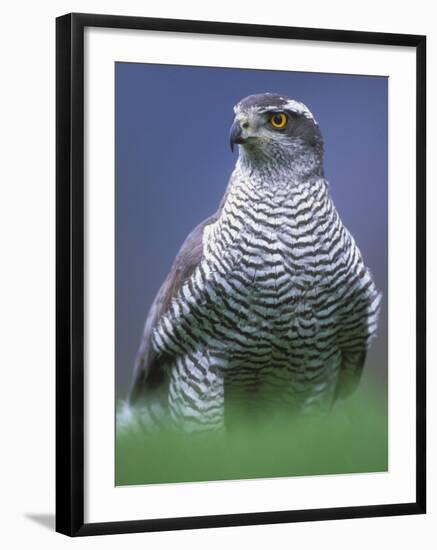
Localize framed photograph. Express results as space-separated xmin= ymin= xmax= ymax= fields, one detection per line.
xmin=56 ymin=12 xmax=426 ymax=536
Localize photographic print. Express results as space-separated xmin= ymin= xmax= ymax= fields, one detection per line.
xmin=56 ymin=13 xmax=425 ymax=535
xmin=115 ymin=62 xmax=388 ymax=486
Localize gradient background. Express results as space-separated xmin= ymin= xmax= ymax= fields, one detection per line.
xmin=115 ymin=62 xmax=388 ymax=401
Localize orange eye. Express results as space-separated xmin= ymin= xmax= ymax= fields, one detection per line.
xmin=270 ymin=112 xmax=288 ymax=129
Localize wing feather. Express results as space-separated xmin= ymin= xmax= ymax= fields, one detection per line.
xmin=129 ymin=173 xmax=235 ymax=403
xmin=129 ymin=213 xmax=217 ymax=403
xmin=334 ymin=350 xmax=366 ymax=402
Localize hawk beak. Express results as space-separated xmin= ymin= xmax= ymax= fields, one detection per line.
xmin=230 ymin=119 xmax=246 ymax=152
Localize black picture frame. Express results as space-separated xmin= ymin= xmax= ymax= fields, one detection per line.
xmin=56 ymin=12 xmax=426 ymax=537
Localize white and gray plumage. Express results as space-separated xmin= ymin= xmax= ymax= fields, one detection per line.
xmin=121 ymin=93 xmax=382 ymax=433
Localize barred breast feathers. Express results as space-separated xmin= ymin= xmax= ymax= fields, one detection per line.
xmin=151 ymin=160 xmax=381 ymax=364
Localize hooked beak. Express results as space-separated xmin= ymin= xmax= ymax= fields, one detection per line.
xmin=229 ymin=119 xmax=246 ymax=152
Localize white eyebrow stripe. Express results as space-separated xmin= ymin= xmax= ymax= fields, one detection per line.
xmin=233 ymin=97 xmax=317 ymax=124
xmin=284 ymin=99 xmax=315 ymax=121
xmin=257 ymin=105 xmax=286 ymax=113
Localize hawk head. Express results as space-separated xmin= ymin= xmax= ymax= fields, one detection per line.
xmin=230 ymin=93 xmax=323 ymax=177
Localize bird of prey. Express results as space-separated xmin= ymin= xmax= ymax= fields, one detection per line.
xmin=122 ymin=93 xmax=382 ymax=433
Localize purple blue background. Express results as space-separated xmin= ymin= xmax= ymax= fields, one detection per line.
xmin=115 ymin=63 xmax=388 ymax=399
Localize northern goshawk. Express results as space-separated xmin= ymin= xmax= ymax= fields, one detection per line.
xmin=122 ymin=93 xmax=382 ymax=432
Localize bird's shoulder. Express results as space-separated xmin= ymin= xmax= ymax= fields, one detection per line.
xmin=153 ymin=171 xmax=236 ymax=316
xmin=158 ymin=213 xmax=217 ymax=316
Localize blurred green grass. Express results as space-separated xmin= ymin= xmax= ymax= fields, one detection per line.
xmin=115 ymin=381 xmax=387 ymax=486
